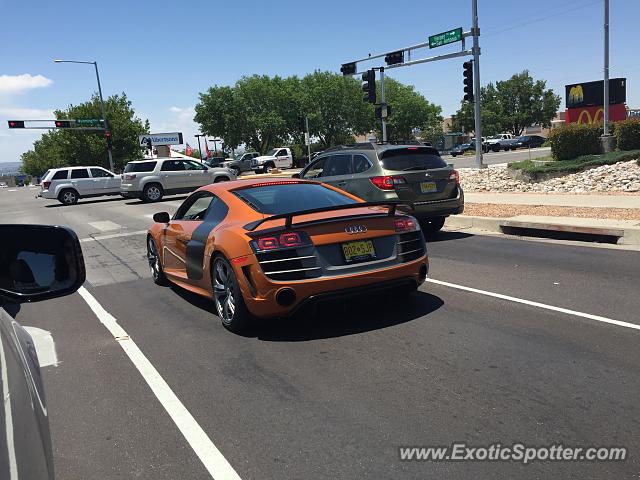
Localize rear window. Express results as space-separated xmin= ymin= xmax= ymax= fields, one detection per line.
xmin=234 ymin=183 xmax=356 ymax=215
xmin=124 ymin=161 xmax=157 ymax=173
xmin=51 ymin=170 xmax=68 ymax=180
xmin=71 ymin=168 xmax=89 ymax=179
xmin=379 ymin=148 xmax=447 ymax=171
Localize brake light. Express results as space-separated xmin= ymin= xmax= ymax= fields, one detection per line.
xmin=42 ymin=181 xmax=51 ymax=189
xmin=407 ymin=147 xmax=419 ymax=150
xmin=279 ymin=232 xmax=303 ymax=247
xmin=123 ymin=174 xmax=137 ymax=180
xmin=257 ymin=237 xmax=279 ymax=250
xmin=394 ymin=217 xmax=418 ymax=232
xmin=449 ymin=169 xmax=460 ymax=184
xmin=248 ymin=181 xmax=304 ymax=188
xmin=253 ymin=231 xmax=311 ymax=251
xmin=370 ymin=176 xmax=406 ymax=190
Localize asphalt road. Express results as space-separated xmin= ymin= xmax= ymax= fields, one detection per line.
xmin=443 ymin=147 xmax=551 ymax=168
xmin=2 ymin=185 xmax=639 ymax=479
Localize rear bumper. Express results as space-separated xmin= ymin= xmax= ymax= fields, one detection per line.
xmin=403 ymin=186 xmax=464 ymax=219
xmin=37 ymin=189 xmax=54 ymax=199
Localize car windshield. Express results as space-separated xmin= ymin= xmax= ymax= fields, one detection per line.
xmin=379 ymin=148 xmax=447 ymax=171
xmin=233 ymin=182 xmax=357 ymax=214
xmin=234 ymin=153 xmax=244 ymax=160
xmin=265 ymin=149 xmax=278 ymax=156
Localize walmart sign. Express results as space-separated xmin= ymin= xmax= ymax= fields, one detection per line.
xmin=139 ymin=132 xmax=183 ymax=146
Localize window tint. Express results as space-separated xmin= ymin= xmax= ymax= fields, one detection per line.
xmin=302 ymin=158 xmax=326 ymax=179
xmin=352 ymin=154 xmax=372 ymax=174
xmin=51 ymin=170 xmax=68 ymax=180
xmin=234 ymin=183 xmax=356 ymax=215
xmin=175 ymin=192 xmax=215 ymax=220
xmin=124 ymin=161 xmax=157 ymax=173
xmin=322 ymin=154 xmax=352 ymax=176
xmin=90 ymin=168 xmax=113 ymax=178
xmin=379 ymin=148 xmax=447 ymax=171
xmin=184 ymin=160 xmax=206 ymax=171
xmin=70 ymin=169 xmax=89 ymax=179
xmin=160 ymin=160 xmax=185 ymax=172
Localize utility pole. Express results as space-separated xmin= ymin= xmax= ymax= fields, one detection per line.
xmin=380 ymin=67 xmax=387 ymax=143
xmin=305 ymin=117 xmax=311 ymax=161
xmin=471 ymin=0 xmax=483 ymax=168
xmin=603 ymin=0 xmax=610 ymax=136
xmin=194 ymin=134 xmax=205 ymax=162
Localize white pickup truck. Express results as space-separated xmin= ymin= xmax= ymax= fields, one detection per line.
xmin=250 ymin=147 xmax=293 ymax=173
xmin=484 ymin=134 xmax=515 ymax=152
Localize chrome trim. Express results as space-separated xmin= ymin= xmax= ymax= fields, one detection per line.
xmin=259 ymin=255 xmax=316 ymax=264
xmin=399 ymin=247 xmax=424 ymax=256
xmin=266 ymin=266 xmax=322 ymax=275
xmin=397 ymin=238 xmax=421 ymax=244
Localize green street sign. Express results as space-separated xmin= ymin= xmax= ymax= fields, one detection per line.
xmin=429 ymin=27 xmax=463 ymax=49
xmin=75 ymin=118 xmax=104 ymax=128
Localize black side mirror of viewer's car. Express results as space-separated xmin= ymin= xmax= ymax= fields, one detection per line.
xmin=0 ymin=225 xmax=86 ymax=303
xmin=153 ymin=212 xmax=171 ymax=223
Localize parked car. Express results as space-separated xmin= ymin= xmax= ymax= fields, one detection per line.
xmin=223 ymin=152 xmax=260 ymax=175
xmin=484 ymin=134 xmax=515 ymax=152
xmin=250 ymin=147 xmax=293 ymax=173
xmin=204 ymin=157 xmax=227 ymax=168
xmin=515 ymin=135 xmax=546 ymax=149
xmin=38 ymin=166 xmax=121 ymax=206
xmin=0 ymin=224 xmax=86 ymax=480
xmin=120 ymin=158 xmax=236 ymax=202
xmin=147 ymin=178 xmax=427 ymax=332
xmin=294 ymin=143 xmax=463 ymax=232
xmin=450 ymin=143 xmax=474 ymax=157
xmin=0 ymin=182 xmax=7 ymax=188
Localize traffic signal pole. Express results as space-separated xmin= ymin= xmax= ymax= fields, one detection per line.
xmin=472 ymin=0 xmax=483 ymax=168
xmin=380 ymin=68 xmax=387 ymax=143
xmin=93 ymin=62 xmax=114 ymax=172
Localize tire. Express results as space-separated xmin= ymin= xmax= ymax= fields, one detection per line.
xmin=142 ymin=183 xmax=163 ymax=202
xmin=451 ymin=153 xmax=457 ymax=157
xmin=491 ymin=145 xmax=500 ymax=152
xmin=58 ymin=188 xmax=79 ymax=206
xmin=229 ymin=166 xmax=240 ymax=177
xmin=264 ymin=162 xmax=276 ymax=173
xmin=214 ymin=176 xmax=230 ymax=183
xmin=211 ymin=255 xmax=253 ymax=333
xmin=420 ymin=217 xmax=446 ymax=233
xmin=147 ymin=236 xmax=168 ymax=286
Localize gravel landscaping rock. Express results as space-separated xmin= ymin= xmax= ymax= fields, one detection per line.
xmin=459 ymin=160 xmax=640 ymax=194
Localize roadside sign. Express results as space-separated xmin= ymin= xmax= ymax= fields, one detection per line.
xmin=75 ymin=118 xmax=104 ymax=128
xmin=138 ymin=132 xmax=184 ymax=146
xmin=429 ymin=27 xmax=463 ymax=49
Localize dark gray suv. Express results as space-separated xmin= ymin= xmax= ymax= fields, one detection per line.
xmin=295 ymin=143 xmax=464 ymax=232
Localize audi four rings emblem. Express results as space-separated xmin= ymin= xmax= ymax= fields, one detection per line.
xmin=345 ymin=225 xmax=367 ymax=234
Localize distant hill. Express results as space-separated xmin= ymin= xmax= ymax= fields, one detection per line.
xmin=0 ymin=162 xmax=22 ymax=175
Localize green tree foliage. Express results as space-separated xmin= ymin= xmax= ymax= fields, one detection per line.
xmin=21 ymin=93 xmax=148 ymax=176
xmin=373 ymin=78 xmax=442 ymax=142
xmin=452 ymin=71 xmax=560 ymax=136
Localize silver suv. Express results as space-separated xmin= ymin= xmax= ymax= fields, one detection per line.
xmin=120 ymin=158 xmax=235 ymax=202
xmin=38 ymin=166 xmax=121 ymax=205
xmin=295 ymin=143 xmax=464 ymax=232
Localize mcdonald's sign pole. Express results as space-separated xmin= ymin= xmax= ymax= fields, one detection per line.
xmin=603 ymin=0 xmax=610 ymax=136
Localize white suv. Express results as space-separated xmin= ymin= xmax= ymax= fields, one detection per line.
xmin=120 ymin=158 xmax=236 ymax=202
xmin=38 ymin=166 xmax=121 ymax=205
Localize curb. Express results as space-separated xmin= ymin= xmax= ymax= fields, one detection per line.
xmin=445 ymin=215 xmax=640 ymax=246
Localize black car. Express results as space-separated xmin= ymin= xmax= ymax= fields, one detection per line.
xmin=0 ymin=225 xmax=86 ymax=480
xmin=204 ymin=156 xmax=227 ymax=168
xmin=450 ymin=143 xmax=474 ymax=157
xmin=515 ymin=135 xmax=545 ymax=149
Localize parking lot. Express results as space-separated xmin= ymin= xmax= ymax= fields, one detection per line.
xmin=3 ymin=185 xmax=639 ymax=479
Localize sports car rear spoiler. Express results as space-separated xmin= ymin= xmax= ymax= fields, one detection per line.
xmin=243 ymin=200 xmax=414 ymax=231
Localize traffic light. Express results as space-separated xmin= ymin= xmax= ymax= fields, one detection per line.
xmin=362 ymin=69 xmax=376 ymax=104
xmin=385 ymin=51 xmax=404 ymax=65
xmin=105 ymin=131 xmax=113 ymax=150
xmin=340 ymin=62 xmax=356 ymax=76
xmin=8 ymin=120 xmax=25 ymax=129
xmin=297 ymin=116 xmax=306 ymax=132
xmin=55 ymin=120 xmax=73 ymax=128
xmin=463 ymin=61 xmax=474 ymax=102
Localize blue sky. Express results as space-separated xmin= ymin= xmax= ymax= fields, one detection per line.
xmin=1 ymin=0 xmax=638 ymax=163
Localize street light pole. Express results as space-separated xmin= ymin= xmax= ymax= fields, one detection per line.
xmin=603 ymin=0 xmax=610 ymax=136
xmin=54 ymin=60 xmax=114 ymax=172
xmin=194 ymin=134 xmax=205 ymax=162
xmin=471 ymin=0 xmax=483 ymax=168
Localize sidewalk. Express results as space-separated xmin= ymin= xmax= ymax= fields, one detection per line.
xmin=465 ymin=192 xmax=640 ymax=209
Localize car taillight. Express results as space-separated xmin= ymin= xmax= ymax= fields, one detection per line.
xmin=253 ymin=231 xmax=311 ymax=252
xmin=370 ymin=176 xmax=405 ymax=190
xmin=395 ymin=217 xmax=419 ymax=232
xmin=124 ymin=174 xmax=136 ymax=180
xmin=42 ymin=181 xmax=51 ymax=189
xmin=449 ymin=170 xmax=460 ymax=184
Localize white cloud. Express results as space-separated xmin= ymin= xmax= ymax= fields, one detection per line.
xmin=0 ymin=107 xmax=54 ymax=119
xmin=0 ymin=74 xmax=53 ymax=94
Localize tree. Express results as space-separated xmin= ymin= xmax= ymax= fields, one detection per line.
xmin=21 ymin=93 xmax=148 ymax=176
xmin=373 ymin=77 xmax=442 ymax=142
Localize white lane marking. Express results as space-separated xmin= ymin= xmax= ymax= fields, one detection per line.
xmin=77 ymin=287 xmax=242 ymax=480
xmin=0 ymin=333 xmax=18 ymax=480
xmin=88 ymin=220 xmax=122 ymax=232
xmin=23 ymin=327 xmax=58 ymax=367
xmin=8 ymin=189 xmax=16 ymax=192
xmin=426 ymin=278 xmax=640 ymax=331
xmin=80 ymin=230 xmax=147 ymax=243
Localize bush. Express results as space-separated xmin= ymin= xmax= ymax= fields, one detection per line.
xmin=614 ymin=118 xmax=640 ymax=151
xmin=549 ymin=123 xmax=602 ymax=160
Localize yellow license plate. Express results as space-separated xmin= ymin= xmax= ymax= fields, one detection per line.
xmin=342 ymin=240 xmax=376 ymax=263
xmin=420 ymin=181 xmax=437 ymax=193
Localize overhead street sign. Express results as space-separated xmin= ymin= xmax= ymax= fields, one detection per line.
xmin=138 ymin=132 xmax=184 ymax=147
xmin=429 ymin=27 xmax=463 ymax=49
xmin=75 ymin=118 xmax=104 ymax=128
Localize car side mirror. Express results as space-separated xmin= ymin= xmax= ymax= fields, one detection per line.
xmin=153 ymin=212 xmax=170 ymax=223
xmin=0 ymin=225 xmax=86 ymax=304
xmin=202 ymin=166 xmax=209 ymax=171
xmin=291 ymin=173 xmax=301 ymax=179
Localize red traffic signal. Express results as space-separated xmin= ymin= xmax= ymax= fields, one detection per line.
xmin=8 ymin=120 xmax=25 ymax=129
xmin=55 ymin=120 xmax=73 ymax=128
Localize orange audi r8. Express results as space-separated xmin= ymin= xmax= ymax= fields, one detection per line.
xmin=147 ymin=178 xmax=428 ymax=332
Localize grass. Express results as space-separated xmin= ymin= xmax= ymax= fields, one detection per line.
xmin=508 ymin=149 xmax=640 ymax=174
